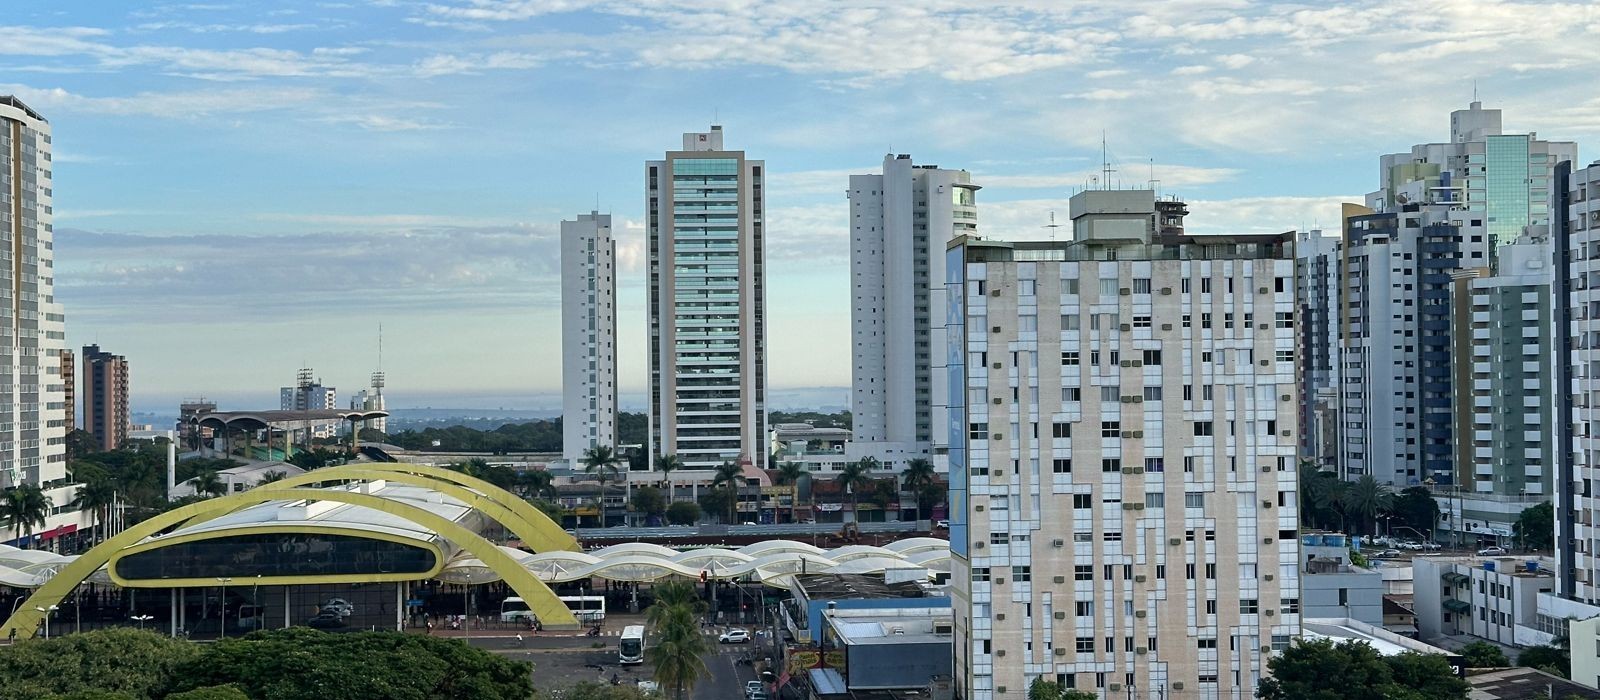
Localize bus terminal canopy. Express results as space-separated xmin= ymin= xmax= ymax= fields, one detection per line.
xmin=0 ymin=462 xmax=577 ymax=639
xmin=191 ymin=409 xmax=390 ymax=432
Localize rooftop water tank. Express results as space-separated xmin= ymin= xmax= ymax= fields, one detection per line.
xmin=1484 ymin=561 xmax=1496 ymax=572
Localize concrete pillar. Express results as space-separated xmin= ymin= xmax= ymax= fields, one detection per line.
xmin=165 ymin=437 xmax=176 ymax=502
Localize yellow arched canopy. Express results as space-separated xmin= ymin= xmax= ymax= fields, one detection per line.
xmin=0 ymin=486 xmax=579 ymax=639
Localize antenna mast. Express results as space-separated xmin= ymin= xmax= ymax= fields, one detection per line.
xmin=1043 ymin=211 xmax=1063 ymax=243
xmin=1100 ymin=132 xmax=1116 ymax=190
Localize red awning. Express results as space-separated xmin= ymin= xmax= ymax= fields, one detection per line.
xmin=37 ymin=524 xmax=78 ymax=541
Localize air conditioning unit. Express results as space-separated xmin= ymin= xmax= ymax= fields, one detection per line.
xmin=992 ymin=362 xmax=1002 ymax=370
xmin=1161 ymin=288 xmax=1172 ymax=295
xmin=1264 ymin=500 xmax=1273 ymax=508
xmin=1259 ymin=323 xmax=1270 ymax=330
xmin=1132 ymin=359 xmax=1143 ymax=367
xmin=992 ymin=326 xmax=1002 ymax=334
xmin=1264 ymin=610 xmax=1275 ymax=617
xmin=1135 ymin=574 xmax=1147 ymax=583
xmin=995 ymin=613 xmax=1006 ymax=621
xmin=1172 ymin=683 xmax=1184 ymax=691
xmin=1170 ymin=538 xmax=1182 ymax=546
xmin=1053 ymin=539 xmax=1064 ymax=547
xmin=1262 ymin=646 xmax=1273 ymax=653
xmin=1120 ymin=288 xmax=1131 ymax=296
xmin=1132 ymin=430 xmax=1144 ymax=438
xmin=1261 ymin=465 xmax=1272 ymax=473
xmin=1259 ymin=359 xmax=1270 ymax=366
xmin=1136 ymin=647 xmax=1148 ymax=655
xmin=1109 ymin=684 xmax=1122 ymax=693
xmin=1135 ymin=610 xmax=1146 ymax=619
xmin=1258 ymin=287 xmax=1269 ymax=294
xmin=997 ymin=687 xmax=1006 ymax=695
xmin=1161 ymin=323 xmax=1173 ymax=330
xmin=1120 ymin=360 xmax=1133 ymax=367
xmin=991 ymin=289 xmax=1001 ymax=297
xmin=993 ymin=397 xmax=1002 ymax=405
xmin=996 ymin=650 xmax=1005 ymax=657
xmin=1054 ymin=647 xmax=1067 ymax=656
xmin=1281 ymin=394 xmax=1291 ymax=401
xmin=1053 ymin=575 xmax=1065 ymax=583
xmin=1264 ymin=574 xmax=1274 ymax=581
xmin=974 ymin=541 xmax=985 ymax=549
xmin=1134 ymin=503 xmax=1145 ymax=510
xmin=1281 ymin=430 xmax=1293 ymax=437
xmin=1120 ymin=324 xmax=1132 ymax=331
xmin=992 ymin=433 xmax=1002 ymax=441
xmin=1121 ymin=396 xmax=1135 ymax=403
xmin=1264 ymin=537 xmax=1274 ymax=544
xmin=1123 ymin=502 xmax=1137 ymax=510
xmin=1132 ymin=467 xmax=1145 ymax=474
xmin=1121 ymin=466 xmax=1134 ymax=474
xmin=1121 ymin=431 xmax=1135 ymax=439
xmin=1133 ymin=396 xmax=1144 ymax=403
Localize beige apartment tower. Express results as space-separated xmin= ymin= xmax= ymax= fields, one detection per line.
xmin=645 ymin=126 xmax=767 ymax=470
xmin=947 ymin=190 xmax=1301 ymax=699
xmin=83 ymin=344 xmax=129 ymax=452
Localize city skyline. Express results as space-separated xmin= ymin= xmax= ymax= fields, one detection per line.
xmin=4 ymin=1 xmax=1596 ymax=410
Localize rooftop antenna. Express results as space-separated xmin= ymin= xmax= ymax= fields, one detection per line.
xmin=1148 ymin=158 xmax=1160 ymax=198
xmin=1473 ymin=80 xmax=1478 ymax=102
xmin=1100 ymin=131 xmax=1116 ymax=191
xmin=1043 ymin=211 xmax=1063 ymax=243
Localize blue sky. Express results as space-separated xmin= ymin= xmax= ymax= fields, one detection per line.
xmin=4 ymin=0 xmax=1595 ymax=413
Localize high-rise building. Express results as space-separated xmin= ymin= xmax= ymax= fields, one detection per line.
xmin=847 ymin=154 xmax=979 ymax=473
xmin=1555 ymin=159 xmax=1600 ymax=602
xmin=280 ymin=368 xmax=337 ymax=438
xmin=947 ymin=190 xmax=1299 ymax=700
xmin=350 ymin=370 xmax=387 ymax=435
xmin=82 ymin=345 xmax=129 ymax=453
xmin=645 ymin=126 xmax=767 ymax=470
xmin=1370 ymin=101 xmax=1575 ymax=247
xmin=561 ymin=211 xmax=617 ymax=463
xmin=60 ymin=349 xmax=74 ymax=435
xmin=1293 ymin=228 xmax=1341 ymax=468
xmin=0 ymin=97 xmax=75 ymax=541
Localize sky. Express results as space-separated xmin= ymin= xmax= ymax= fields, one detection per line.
xmin=4 ymin=0 xmax=1597 ymax=413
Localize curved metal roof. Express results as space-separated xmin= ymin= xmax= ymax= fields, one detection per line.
xmin=193 ymin=409 xmax=389 ymax=431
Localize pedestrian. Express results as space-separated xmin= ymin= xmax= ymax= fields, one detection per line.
xmin=7 ymin=628 xmax=15 ymax=644
xmin=426 ymin=619 xmax=434 ymax=635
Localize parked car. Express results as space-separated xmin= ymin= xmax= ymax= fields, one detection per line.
xmin=746 ymin=681 xmax=764 ymax=697
xmin=320 ymin=598 xmax=355 ymax=618
xmin=1477 ymin=546 xmax=1508 ymax=556
xmin=1397 ymin=541 xmax=1424 ymax=551
xmin=719 ymin=629 xmax=751 ymax=644
xmin=936 ymin=520 xmax=950 ymax=529
xmin=1420 ymin=542 xmax=1442 ymax=551
xmin=306 ymin=611 xmax=346 ymax=629
xmin=1373 ymin=549 xmax=1402 ymax=558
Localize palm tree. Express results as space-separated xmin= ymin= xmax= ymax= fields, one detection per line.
xmin=657 ymin=454 xmax=682 ymax=505
xmin=711 ymin=461 xmax=744 ymax=524
xmin=648 ymin=580 xmax=711 ymax=700
xmin=520 ymin=468 xmax=555 ymax=501
xmin=72 ymin=479 xmax=118 ymax=542
xmin=193 ymin=470 xmax=227 ymax=497
xmin=900 ymin=458 xmax=937 ymax=525
xmin=1341 ymin=475 xmax=1393 ymax=535
xmin=258 ymin=470 xmax=288 ymax=485
xmin=775 ymin=462 xmax=806 ymax=524
xmin=836 ymin=459 xmax=875 ymax=524
xmin=1311 ymin=476 xmax=1350 ymax=532
xmin=582 ymin=445 xmax=622 ymax=529
xmin=1 ymin=485 xmax=52 ymax=548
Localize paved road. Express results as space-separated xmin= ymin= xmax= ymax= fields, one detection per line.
xmin=458 ymin=629 xmax=761 ymax=700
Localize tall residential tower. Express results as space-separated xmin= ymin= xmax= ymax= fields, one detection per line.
xmin=1 ymin=96 xmax=76 ymax=543
xmin=948 ymin=190 xmax=1299 ymax=699
xmin=561 ymin=211 xmax=617 ymax=463
xmin=82 ymin=345 xmax=129 ymax=452
xmin=646 ymin=127 xmax=767 ymax=470
xmin=848 ymin=154 xmax=979 ymax=473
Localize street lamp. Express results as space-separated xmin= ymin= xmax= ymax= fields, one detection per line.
xmin=35 ymin=605 xmax=59 ymax=640
xmin=216 ymin=578 xmax=233 ymax=639
xmin=131 ymin=614 xmax=154 ymax=631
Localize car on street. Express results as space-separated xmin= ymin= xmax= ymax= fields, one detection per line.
xmin=741 ymin=522 xmax=756 ymax=526
xmin=1420 ymin=542 xmax=1442 ymax=551
xmin=746 ymin=681 xmax=764 ymax=697
xmin=936 ymin=520 xmax=950 ymax=529
xmin=748 ymin=693 xmax=768 ymax=700
xmin=1478 ymin=546 xmax=1508 ymax=556
xmin=719 ymin=629 xmax=751 ymax=644
xmin=320 ymin=598 xmax=355 ymax=618
xmin=306 ymin=611 xmax=347 ymax=629
xmin=1373 ymin=549 xmax=1402 ymax=558
xmin=1397 ymin=541 xmax=1424 ymax=551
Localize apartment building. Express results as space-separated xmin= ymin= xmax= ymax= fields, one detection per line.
xmin=645 ymin=126 xmax=767 ymax=470
xmin=561 ymin=211 xmax=617 ymax=464
xmin=948 ymin=189 xmax=1299 ymax=700
xmin=1556 ymin=160 xmax=1600 ymax=603
xmin=82 ymin=344 xmax=129 ymax=452
xmin=848 ymin=154 xmax=980 ymax=473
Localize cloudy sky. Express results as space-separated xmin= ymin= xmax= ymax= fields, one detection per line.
xmin=5 ymin=0 xmax=1596 ymax=412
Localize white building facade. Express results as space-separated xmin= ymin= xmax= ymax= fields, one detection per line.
xmin=0 ymin=96 xmax=77 ymax=543
xmin=947 ymin=191 xmax=1300 ymax=700
xmin=646 ymin=127 xmax=768 ymax=470
xmin=561 ymin=211 xmax=617 ymax=464
xmin=1557 ymin=160 xmax=1600 ymax=604
xmin=848 ymin=154 xmax=979 ymax=474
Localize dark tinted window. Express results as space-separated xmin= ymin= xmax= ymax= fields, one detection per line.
xmin=115 ymin=532 xmax=436 ymax=580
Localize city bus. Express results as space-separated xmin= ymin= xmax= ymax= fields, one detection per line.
xmin=559 ymin=595 xmax=607 ymax=624
xmin=619 ymin=625 xmax=645 ymax=664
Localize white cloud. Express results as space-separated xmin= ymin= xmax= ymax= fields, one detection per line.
xmin=977 ymin=164 xmax=1241 ymax=190
xmin=0 ymin=83 xmax=322 ymax=118
xmin=1063 ymin=88 xmax=1135 ymax=101
xmin=1216 ymin=53 xmax=1255 ymax=69
xmin=413 ymin=51 xmax=549 ymax=77
xmin=1172 ymin=65 xmax=1210 ymax=75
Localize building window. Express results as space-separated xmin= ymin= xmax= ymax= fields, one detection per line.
xmin=1061 ymin=315 xmax=1080 ymax=331
xmin=1061 ymin=351 xmax=1079 ymax=366
xmin=1019 ymin=279 xmax=1035 ymax=296
xmin=1102 ymin=458 xmax=1121 ymax=472
xmin=972 ymin=567 xmax=990 ymax=582
xmin=1100 ymin=386 xmax=1119 ymax=402
xmin=1101 ymin=421 xmax=1120 ymax=437
xmin=1075 ymin=566 xmax=1093 ymax=581
xmin=1073 ymin=494 xmax=1092 ymax=509
xmin=1276 ymin=312 xmax=1294 ymax=328
xmin=1145 ymin=493 xmax=1164 ymax=508
xmin=1145 ymin=457 xmax=1164 ymax=472
xmin=1142 ymin=349 xmax=1162 ymax=365
xmin=1099 ymin=279 xmax=1119 ymax=297
xmin=1241 ymin=599 xmax=1258 ymax=614
xmin=1012 ymin=566 xmax=1031 ymax=582
xmin=1062 ymin=387 xmax=1081 ymax=402
xmin=1194 ymin=421 xmax=1213 ymax=436
xmin=1053 ymin=459 xmax=1072 ymax=473
xmin=1185 ymin=493 xmax=1205 ymax=508
xmin=1133 ymin=315 xmax=1151 ymax=328
xmin=970 ymin=423 xmax=988 ymax=439
xmin=1133 ymin=278 xmax=1151 ymax=294
xmin=1053 ymin=422 xmax=1071 ymax=438
xmin=1076 ymin=637 xmax=1094 ymax=653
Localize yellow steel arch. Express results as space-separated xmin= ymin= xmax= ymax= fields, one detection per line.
xmin=0 ymin=488 xmax=579 ymax=640
xmin=106 ymin=525 xmax=448 ymax=588
xmin=305 ymin=462 xmax=580 ymax=553
xmin=177 ymin=466 xmax=571 ymax=555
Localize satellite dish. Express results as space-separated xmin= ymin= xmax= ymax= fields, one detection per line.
xmin=1395 ymin=193 xmax=1410 ymax=204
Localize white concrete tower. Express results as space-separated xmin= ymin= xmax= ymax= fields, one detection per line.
xmin=561 ymin=211 xmax=618 ymax=463
xmin=848 ymin=154 xmax=978 ymax=473
xmin=1 ymin=95 xmax=78 ymax=544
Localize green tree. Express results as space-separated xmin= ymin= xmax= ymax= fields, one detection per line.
xmin=530 ymin=499 xmax=564 ymax=523
xmin=1458 ymin=640 xmax=1509 ymax=668
xmin=1514 ymin=501 xmax=1554 ymax=551
xmin=666 ymin=501 xmax=700 ymax=526
xmin=192 ymin=471 xmax=226 ymax=498
xmin=582 ymin=446 xmax=622 ymax=529
xmin=1342 ymin=475 xmax=1393 ymax=535
xmin=0 ymin=628 xmax=200 ymax=700
xmin=1025 ymin=678 xmax=1094 ymax=700
xmin=1518 ymin=643 xmax=1569 ymax=678
xmin=1 ymin=485 xmax=52 ymax=548
xmin=774 ymin=462 xmax=806 ymax=524
xmin=563 ymin=681 xmax=654 ymax=700
xmin=1259 ymin=638 xmax=1468 ymax=700
xmin=256 ymin=471 xmax=287 ymax=485
xmin=647 ymin=581 xmax=709 ymax=700
xmin=287 ymin=447 xmax=344 ymax=470
xmin=631 ymin=486 xmax=667 ymax=520
xmin=900 ymin=458 xmax=937 ymax=524
xmin=64 ymin=429 xmax=100 ymax=460
xmin=1392 ymin=486 xmax=1442 ymax=540
xmin=519 ymin=469 xmax=555 ymax=501
xmin=72 ymin=479 xmax=119 ymax=541
xmin=165 ymin=687 xmax=249 ymax=700
xmin=710 ymin=461 xmax=743 ymax=524
xmin=656 ymin=454 xmax=682 ymax=504
xmin=835 ymin=458 xmax=875 ymax=523
xmin=697 ymin=489 xmax=733 ymax=525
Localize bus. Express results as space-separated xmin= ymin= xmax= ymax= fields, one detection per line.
xmin=619 ymin=625 xmax=645 ymax=664
xmin=559 ymin=595 xmax=606 ymax=624
xmin=500 ymin=597 xmax=534 ymax=623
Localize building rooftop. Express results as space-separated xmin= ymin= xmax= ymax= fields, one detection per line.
xmin=1426 ymin=556 xmax=1555 ymax=578
xmin=949 ymin=232 xmax=1293 ymax=262
xmin=0 ymin=95 xmax=46 ymax=122
xmin=829 ymin=614 xmax=953 ymax=646
xmin=1301 ymin=618 xmax=1454 ymax=658
xmin=1466 ymin=667 xmax=1600 ymax=699
xmin=795 ymin=573 xmax=932 ymax=601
